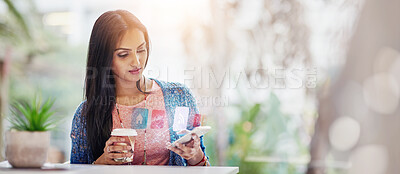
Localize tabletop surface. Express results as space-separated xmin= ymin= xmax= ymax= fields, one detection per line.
xmin=0 ymin=161 xmax=239 ymax=174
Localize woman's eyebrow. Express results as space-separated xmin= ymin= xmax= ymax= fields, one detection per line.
xmin=137 ymin=42 xmax=146 ymax=48
xmin=114 ymin=48 xmax=132 ymax=51
xmin=114 ymin=42 xmax=146 ymax=51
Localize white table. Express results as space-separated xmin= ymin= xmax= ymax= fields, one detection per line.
xmin=0 ymin=161 xmax=239 ymax=174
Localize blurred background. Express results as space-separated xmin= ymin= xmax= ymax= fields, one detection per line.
xmin=0 ymin=0 xmax=399 ymax=173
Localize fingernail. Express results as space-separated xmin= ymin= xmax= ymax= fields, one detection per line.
xmin=120 ymin=138 xmax=125 ymax=141
xmin=127 ymin=146 xmax=132 ymax=150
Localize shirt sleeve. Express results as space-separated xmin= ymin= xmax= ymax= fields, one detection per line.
xmin=182 ymin=85 xmax=210 ymax=165
xmin=70 ymin=101 xmax=91 ymax=164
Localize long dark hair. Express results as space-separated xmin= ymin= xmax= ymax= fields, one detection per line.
xmin=83 ymin=10 xmax=150 ymax=160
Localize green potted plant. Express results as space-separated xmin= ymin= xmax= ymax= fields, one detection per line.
xmin=6 ymin=96 xmax=58 ymax=168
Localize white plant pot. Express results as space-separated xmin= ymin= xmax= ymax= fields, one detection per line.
xmin=6 ymin=130 xmax=50 ymax=168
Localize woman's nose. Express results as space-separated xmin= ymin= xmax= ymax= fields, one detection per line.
xmin=129 ymin=53 xmax=140 ymax=67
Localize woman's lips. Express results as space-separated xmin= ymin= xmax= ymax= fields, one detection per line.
xmin=129 ymin=68 xmax=141 ymax=74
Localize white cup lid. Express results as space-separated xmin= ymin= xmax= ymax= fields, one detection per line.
xmin=111 ymin=128 xmax=138 ymax=136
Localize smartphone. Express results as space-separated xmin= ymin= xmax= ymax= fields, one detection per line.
xmin=172 ymin=126 xmax=211 ymax=147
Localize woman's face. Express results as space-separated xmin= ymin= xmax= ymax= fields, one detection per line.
xmin=112 ymin=28 xmax=147 ymax=84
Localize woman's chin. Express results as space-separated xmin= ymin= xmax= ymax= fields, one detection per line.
xmin=121 ymin=73 xmax=142 ymax=82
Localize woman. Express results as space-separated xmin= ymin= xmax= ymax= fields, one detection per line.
xmin=70 ymin=10 xmax=209 ymax=166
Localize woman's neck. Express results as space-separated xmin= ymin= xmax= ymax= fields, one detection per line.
xmin=115 ymin=76 xmax=152 ymax=105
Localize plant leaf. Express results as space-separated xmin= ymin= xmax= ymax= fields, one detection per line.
xmin=9 ymin=102 xmax=29 ymax=129
xmin=3 ymin=0 xmax=31 ymax=39
xmin=8 ymin=95 xmax=58 ymax=131
xmin=38 ymin=98 xmax=55 ymax=125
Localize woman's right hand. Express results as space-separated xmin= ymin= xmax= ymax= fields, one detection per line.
xmin=93 ymin=136 xmax=133 ymax=165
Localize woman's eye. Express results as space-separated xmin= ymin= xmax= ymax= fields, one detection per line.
xmin=137 ymin=49 xmax=146 ymax=53
xmin=117 ymin=53 xmax=128 ymax=58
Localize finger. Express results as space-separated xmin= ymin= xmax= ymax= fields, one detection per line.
xmin=119 ymin=137 xmax=132 ymax=144
xmin=105 ymin=157 xmax=125 ymax=165
xmin=108 ymin=137 xmax=129 ymax=145
xmin=109 ymin=145 xmax=132 ymax=152
xmin=184 ymin=139 xmax=194 ymax=147
xmin=103 ymin=145 xmax=117 ymax=154
xmin=192 ymin=133 xmax=201 ymax=148
xmin=115 ymin=152 xmax=133 ymax=158
xmin=177 ymin=143 xmax=196 ymax=159
xmin=175 ymin=143 xmax=191 ymax=152
xmin=166 ymin=143 xmax=197 ymax=160
xmin=180 ymin=150 xmax=195 ymax=160
xmin=104 ymin=146 xmax=108 ymax=153
xmin=105 ymin=139 xmax=113 ymax=147
xmin=114 ymin=137 xmax=131 ymax=144
xmin=166 ymin=144 xmax=184 ymax=155
xmin=182 ymin=154 xmax=193 ymax=159
xmin=106 ymin=153 xmax=133 ymax=161
xmin=107 ymin=152 xmax=133 ymax=159
xmin=186 ymin=148 xmax=197 ymax=159
xmin=180 ymin=139 xmax=199 ymax=159
xmin=104 ymin=144 xmax=113 ymax=155
xmin=106 ymin=137 xmax=121 ymax=147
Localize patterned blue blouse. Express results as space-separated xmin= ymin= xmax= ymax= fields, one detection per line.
xmin=70 ymin=78 xmax=208 ymax=165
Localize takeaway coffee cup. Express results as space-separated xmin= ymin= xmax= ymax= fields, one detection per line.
xmin=110 ymin=128 xmax=137 ymax=163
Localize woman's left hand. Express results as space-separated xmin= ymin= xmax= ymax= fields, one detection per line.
xmin=166 ymin=133 xmax=205 ymax=165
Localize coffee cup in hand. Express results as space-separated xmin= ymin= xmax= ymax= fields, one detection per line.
xmin=110 ymin=128 xmax=137 ymax=163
